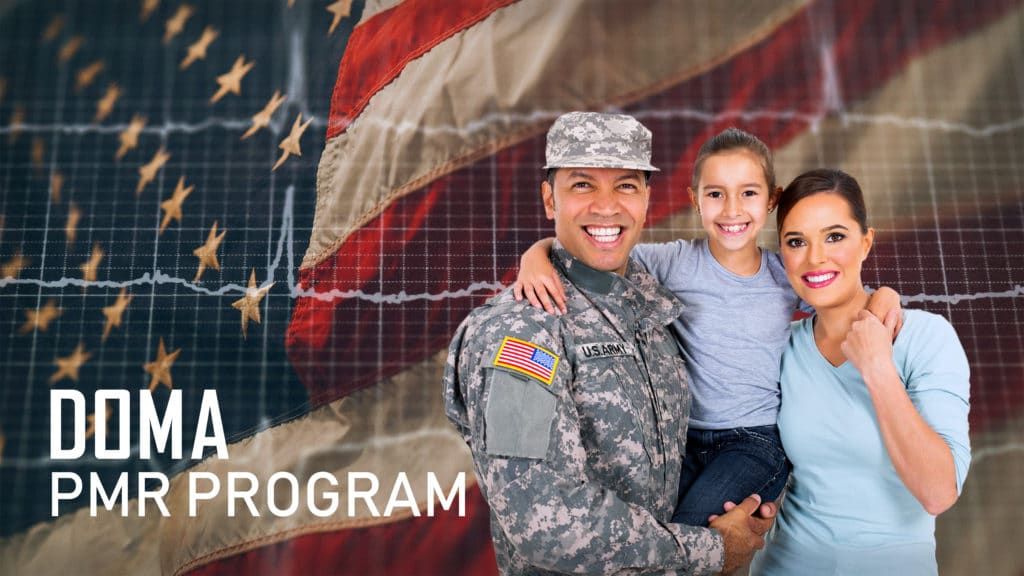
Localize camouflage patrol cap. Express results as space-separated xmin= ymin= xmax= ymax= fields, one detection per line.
xmin=543 ymin=111 xmax=659 ymax=172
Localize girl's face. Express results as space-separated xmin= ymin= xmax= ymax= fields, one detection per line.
xmin=779 ymin=192 xmax=874 ymax=311
xmin=689 ymin=149 xmax=776 ymax=255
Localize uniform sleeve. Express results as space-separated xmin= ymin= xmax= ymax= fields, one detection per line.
xmin=631 ymin=241 xmax=696 ymax=287
xmin=903 ymin=313 xmax=972 ymax=494
xmin=445 ymin=308 xmax=723 ymax=575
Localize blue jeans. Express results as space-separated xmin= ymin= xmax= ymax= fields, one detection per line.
xmin=671 ymin=425 xmax=790 ymax=527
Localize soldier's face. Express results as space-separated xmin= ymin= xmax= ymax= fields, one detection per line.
xmin=542 ymin=168 xmax=649 ymax=275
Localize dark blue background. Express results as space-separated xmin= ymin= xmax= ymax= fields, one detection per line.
xmin=0 ymin=0 xmax=363 ymax=536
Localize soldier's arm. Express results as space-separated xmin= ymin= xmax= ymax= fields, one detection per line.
xmin=449 ymin=310 xmax=724 ymax=575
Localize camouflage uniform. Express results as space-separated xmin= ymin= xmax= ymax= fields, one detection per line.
xmin=444 ymin=245 xmax=725 ymax=575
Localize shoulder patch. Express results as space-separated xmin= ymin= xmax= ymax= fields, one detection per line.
xmin=493 ymin=336 xmax=559 ymax=386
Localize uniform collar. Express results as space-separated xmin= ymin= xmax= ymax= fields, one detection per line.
xmin=551 ymin=241 xmax=626 ymax=295
xmin=551 ymin=241 xmax=684 ymax=325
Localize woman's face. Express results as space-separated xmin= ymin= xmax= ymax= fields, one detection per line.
xmin=779 ymin=192 xmax=874 ymax=311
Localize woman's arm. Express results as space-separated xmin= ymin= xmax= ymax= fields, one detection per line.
xmin=512 ymin=237 xmax=566 ymax=315
xmin=841 ymin=310 xmax=960 ymax=515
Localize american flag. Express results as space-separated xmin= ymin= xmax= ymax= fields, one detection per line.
xmin=1 ymin=0 xmax=1023 ymax=574
xmin=493 ymin=337 xmax=559 ymax=385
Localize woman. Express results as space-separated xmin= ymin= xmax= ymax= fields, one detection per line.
xmin=750 ymin=169 xmax=971 ymax=575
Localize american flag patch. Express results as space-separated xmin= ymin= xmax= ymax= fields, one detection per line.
xmin=493 ymin=336 xmax=559 ymax=386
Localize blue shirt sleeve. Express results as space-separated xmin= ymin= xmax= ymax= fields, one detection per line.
xmin=796 ymin=298 xmax=815 ymax=315
xmin=902 ymin=311 xmax=972 ymax=494
xmin=630 ymin=240 xmax=697 ymax=287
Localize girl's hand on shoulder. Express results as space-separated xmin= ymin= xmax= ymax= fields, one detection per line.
xmin=513 ymin=241 xmax=567 ymax=315
xmin=512 ymin=271 xmax=566 ymax=316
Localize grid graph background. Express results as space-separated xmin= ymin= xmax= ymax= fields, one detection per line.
xmin=1 ymin=1 xmax=1023 ymax=574
xmin=0 ymin=0 xmax=348 ymax=535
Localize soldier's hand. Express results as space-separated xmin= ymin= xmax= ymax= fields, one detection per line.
xmin=708 ymin=494 xmax=774 ymax=575
xmin=710 ymin=498 xmax=778 ymax=526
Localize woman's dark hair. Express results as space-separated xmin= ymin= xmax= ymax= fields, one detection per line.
xmin=776 ymin=168 xmax=869 ymax=233
xmin=692 ymin=127 xmax=775 ymax=192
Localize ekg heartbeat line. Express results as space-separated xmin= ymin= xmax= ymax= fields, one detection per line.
xmin=1 ymin=31 xmax=1022 ymax=306
xmin=0 ymin=117 xmax=323 ymax=137
xmin=902 ymin=285 xmax=1024 ymax=305
xmin=0 ymin=177 xmax=1020 ymax=306
xmin=3 ymin=110 xmax=1022 ymax=140
xmin=972 ymin=442 xmax=1024 ymax=465
xmin=0 ymin=183 xmax=504 ymax=303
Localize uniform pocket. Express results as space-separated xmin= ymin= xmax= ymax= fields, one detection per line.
xmin=483 ymin=369 xmax=558 ymax=459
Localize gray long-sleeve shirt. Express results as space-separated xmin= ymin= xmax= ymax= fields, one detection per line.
xmin=632 ymin=239 xmax=803 ymax=429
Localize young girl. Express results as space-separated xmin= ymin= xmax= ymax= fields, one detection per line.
xmin=513 ymin=128 xmax=900 ymax=527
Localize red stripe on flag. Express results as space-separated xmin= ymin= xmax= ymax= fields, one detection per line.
xmin=496 ymin=359 xmax=551 ymax=383
xmin=326 ymin=0 xmax=520 ymax=139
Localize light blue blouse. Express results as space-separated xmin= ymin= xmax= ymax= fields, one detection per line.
xmin=751 ymin=309 xmax=971 ymax=576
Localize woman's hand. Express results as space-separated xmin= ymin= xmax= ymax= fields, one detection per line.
xmin=512 ymin=238 xmax=567 ymax=315
xmin=865 ymin=286 xmax=903 ymax=339
xmin=841 ymin=309 xmax=899 ymax=379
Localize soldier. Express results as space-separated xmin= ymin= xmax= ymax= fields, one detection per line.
xmin=444 ymin=111 xmax=773 ymax=575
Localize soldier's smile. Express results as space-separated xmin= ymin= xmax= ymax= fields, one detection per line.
xmin=583 ymin=225 xmax=624 ymax=246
